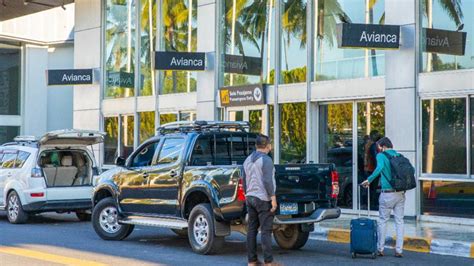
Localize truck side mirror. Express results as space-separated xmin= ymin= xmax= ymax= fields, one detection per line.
xmin=115 ymin=156 xmax=126 ymax=167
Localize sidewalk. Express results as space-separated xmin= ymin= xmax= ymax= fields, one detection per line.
xmin=311 ymin=214 xmax=474 ymax=259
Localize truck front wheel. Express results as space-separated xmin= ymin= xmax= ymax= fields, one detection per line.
xmin=274 ymin=224 xmax=310 ymax=250
xmin=187 ymin=203 xmax=224 ymax=255
xmin=92 ymin=197 xmax=134 ymax=240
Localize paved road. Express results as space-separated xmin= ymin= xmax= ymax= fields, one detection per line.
xmin=0 ymin=212 xmax=472 ymax=266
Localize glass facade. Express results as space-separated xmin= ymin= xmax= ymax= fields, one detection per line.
xmin=160 ymin=113 xmax=178 ymax=124
xmin=0 ymin=43 xmax=21 ymax=116
xmin=421 ymin=180 xmax=474 ymax=218
xmin=280 ymin=103 xmax=306 ymax=163
xmin=104 ymin=116 xmax=119 ymax=164
xmin=121 ymin=115 xmax=135 ymax=159
xmin=315 ymin=0 xmax=385 ymax=80
xmin=105 ymin=0 xmax=137 ymax=98
xmin=159 ymin=0 xmax=198 ymax=94
xmin=139 ymin=0 xmax=157 ymax=96
xmin=139 ymin=111 xmax=155 ymax=143
xmin=221 ymin=0 xmax=275 ymax=86
xmin=421 ymin=0 xmax=474 ymax=72
xmin=281 ymin=0 xmax=307 ymax=84
xmin=422 ymin=98 xmax=466 ymax=175
xmin=0 ymin=126 xmax=19 ymax=145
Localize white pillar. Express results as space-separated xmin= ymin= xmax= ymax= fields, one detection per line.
xmin=196 ymin=0 xmax=218 ymax=120
xmin=384 ymin=0 xmax=418 ymax=217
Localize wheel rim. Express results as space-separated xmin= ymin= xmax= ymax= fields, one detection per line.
xmin=280 ymin=225 xmax=296 ymax=239
xmin=193 ymin=214 xmax=209 ymax=247
xmin=7 ymin=194 xmax=19 ymax=221
xmin=99 ymin=206 xmax=121 ymax=234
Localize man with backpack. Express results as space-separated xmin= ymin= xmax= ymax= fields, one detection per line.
xmin=361 ymin=137 xmax=415 ymax=258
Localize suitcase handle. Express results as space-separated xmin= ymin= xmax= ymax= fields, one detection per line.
xmin=358 ymin=184 xmax=370 ymax=218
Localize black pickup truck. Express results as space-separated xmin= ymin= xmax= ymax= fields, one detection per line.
xmin=91 ymin=121 xmax=341 ymax=255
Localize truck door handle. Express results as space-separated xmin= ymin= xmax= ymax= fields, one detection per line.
xmin=143 ymin=172 xmax=149 ymax=178
xmin=170 ymin=170 xmax=177 ymax=177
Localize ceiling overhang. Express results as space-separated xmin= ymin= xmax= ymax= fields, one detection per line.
xmin=0 ymin=0 xmax=74 ymax=22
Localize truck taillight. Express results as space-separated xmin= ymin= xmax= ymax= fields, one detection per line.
xmin=331 ymin=170 xmax=339 ymax=199
xmin=31 ymin=167 xmax=43 ymax=178
xmin=237 ymin=178 xmax=246 ymax=201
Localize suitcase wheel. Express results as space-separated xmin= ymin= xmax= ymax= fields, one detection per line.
xmin=351 ymin=252 xmax=356 ymax=259
xmin=371 ymin=253 xmax=376 ymax=259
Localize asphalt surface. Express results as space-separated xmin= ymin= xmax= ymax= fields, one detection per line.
xmin=0 ymin=212 xmax=473 ymax=266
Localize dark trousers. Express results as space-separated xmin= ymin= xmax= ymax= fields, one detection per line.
xmin=246 ymin=196 xmax=274 ymax=263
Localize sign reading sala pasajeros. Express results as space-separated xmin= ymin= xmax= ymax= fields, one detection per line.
xmin=47 ymin=69 xmax=94 ymax=85
xmin=337 ymin=23 xmax=400 ymax=49
xmin=155 ymin=51 xmax=206 ymax=71
xmin=220 ymin=84 xmax=265 ymax=107
xmin=423 ymin=28 xmax=467 ymax=56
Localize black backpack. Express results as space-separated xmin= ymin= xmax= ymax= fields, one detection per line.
xmin=382 ymin=152 xmax=417 ymax=191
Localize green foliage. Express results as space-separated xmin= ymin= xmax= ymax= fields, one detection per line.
xmin=280 ymin=103 xmax=306 ymax=163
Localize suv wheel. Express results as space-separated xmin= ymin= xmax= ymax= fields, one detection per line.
xmin=274 ymin=224 xmax=309 ymax=250
xmin=76 ymin=211 xmax=92 ymax=222
xmin=92 ymin=197 xmax=134 ymax=240
xmin=6 ymin=191 xmax=29 ymax=224
xmin=187 ymin=203 xmax=224 ymax=255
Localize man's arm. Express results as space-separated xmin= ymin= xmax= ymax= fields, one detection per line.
xmin=362 ymin=154 xmax=384 ymax=187
xmin=262 ymin=156 xmax=277 ymax=212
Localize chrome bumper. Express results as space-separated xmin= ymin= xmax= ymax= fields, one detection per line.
xmin=273 ymin=207 xmax=341 ymax=225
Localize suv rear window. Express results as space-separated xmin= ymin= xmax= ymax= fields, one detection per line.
xmin=190 ymin=133 xmax=256 ymax=166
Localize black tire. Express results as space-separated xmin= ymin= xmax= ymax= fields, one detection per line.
xmin=171 ymin=228 xmax=188 ymax=238
xmin=6 ymin=191 xmax=29 ymax=224
xmin=274 ymin=224 xmax=310 ymax=250
xmin=92 ymin=197 xmax=134 ymax=240
xmin=372 ymin=253 xmax=377 ymax=259
xmin=76 ymin=211 xmax=92 ymax=222
xmin=187 ymin=203 xmax=224 ymax=255
xmin=352 ymin=252 xmax=357 ymax=259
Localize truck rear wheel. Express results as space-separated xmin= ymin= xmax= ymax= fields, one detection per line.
xmin=274 ymin=224 xmax=309 ymax=250
xmin=187 ymin=203 xmax=224 ymax=255
xmin=92 ymin=197 xmax=134 ymax=240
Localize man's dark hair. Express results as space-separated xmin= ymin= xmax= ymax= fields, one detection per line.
xmin=256 ymin=134 xmax=271 ymax=149
xmin=377 ymin=137 xmax=393 ymax=149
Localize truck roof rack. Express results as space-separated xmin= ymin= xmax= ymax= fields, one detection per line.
xmin=157 ymin=121 xmax=250 ymax=134
xmin=2 ymin=135 xmax=39 ymax=148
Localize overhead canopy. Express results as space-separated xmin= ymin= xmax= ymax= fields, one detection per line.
xmin=0 ymin=0 xmax=74 ymax=22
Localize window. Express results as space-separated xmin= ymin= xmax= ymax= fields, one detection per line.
xmin=15 ymin=151 xmax=30 ymax=168
xmin=157 ymin=138 xmax=185 ymax=164
xmin=159 ymin=0 xmax=197 ymax=94
xmin=422 ymin=98 xmax=466 ymax=175
xmin=281 ymin=0 xmax=307 ymax=84
xmin=138 ymin=0 xmax=156 ymax=96
xmin=315 ymin=0 xmax=385 ymax=81
xmin=190 ymin=135 xmax=214 ymax=166
xmin=0 ymin=43 xmax=21 ymax=115
xmin=421 ymin=180 xmax=474 ymax=219
xmin=214 ymin=134 xmax=232 ymax=165
xmin=131 ymin=141 xmax=159 ymax=167
xmin=139 ymin=111 xmax=155 ymax=144
xmin=280 ymin=103 xmax=306 ymax=163
xmin=0 ymin=126 xmax=20 ymax=145
xmin=121 ymin=115 xmax=135 ymax=159
xmin=105 ymin=0 xmax=136 ymax=98
xmin=1 ymin=151 xmax=17 ymax=169
xmin=230 ymin=135 xmax=249 ymax=165
xmin=104 ymin=117 xmax=119 ymax=164
xmin=421 ymin=0 xmax=473 ymax=72
xmin=160 ymin=113 xmax=178 ymax=125
xmin=221 ymin=0 xmax=275 ymax=86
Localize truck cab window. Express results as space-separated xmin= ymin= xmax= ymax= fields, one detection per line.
xmin=191 ymin=136 xmax=214 ymax=166
xmin=214 ymin=135 xmax=231 ymax=165
xmin=131 ymin=141 xmax=159 ymax=167
xmin=230 ymin=135 xmax=248 ymax=165
xmin=157 ymin=138 xmax=185 ymax=165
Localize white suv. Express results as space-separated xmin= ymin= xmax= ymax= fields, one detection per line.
xmin=0 ymin=130 xmax=104 ymax=224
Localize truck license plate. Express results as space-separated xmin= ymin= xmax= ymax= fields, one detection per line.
xmin=280 ymin=203 xmax=298 ymax=215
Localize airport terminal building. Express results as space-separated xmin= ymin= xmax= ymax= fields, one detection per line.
xmin=1 ymin=0 xmax=473 ymax=221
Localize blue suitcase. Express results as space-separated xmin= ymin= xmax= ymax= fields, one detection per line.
xmin=350 ymin=185 xmax=377 ymax=259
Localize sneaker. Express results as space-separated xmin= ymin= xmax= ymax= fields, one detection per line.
xmin=395 ymin=252 xmax=403 ymax=258
xmin=377 ymin=251 xmax=384 ymax=257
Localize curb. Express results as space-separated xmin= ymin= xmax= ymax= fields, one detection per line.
xmin=310 ymin=227 xmax=474 ymax=259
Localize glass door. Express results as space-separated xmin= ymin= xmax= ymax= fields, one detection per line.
xmin=319 ymin=100 xmax=384 ymax=211
xmin=227 ymin=107 xmax=267 ymax=134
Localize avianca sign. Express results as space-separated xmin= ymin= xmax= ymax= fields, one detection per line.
xmin=155 ymin=51 xmax=206 ymax=71
xmin=47 ymin=69 xmax=94 ymax=86
xmin=337 ymin=23 xmax=400 ymax=49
